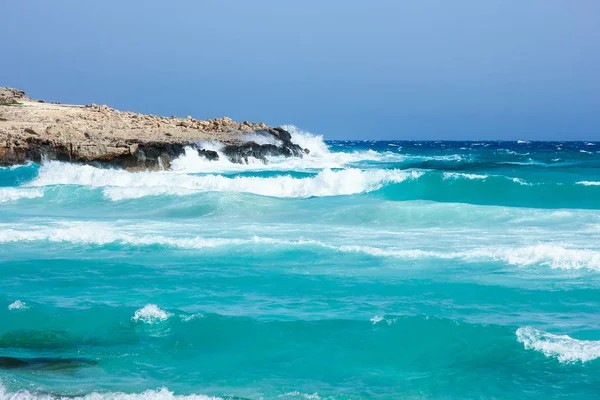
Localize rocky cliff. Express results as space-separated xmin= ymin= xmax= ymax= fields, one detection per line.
xmin=0 ymin=88 xmax=307 ymax=170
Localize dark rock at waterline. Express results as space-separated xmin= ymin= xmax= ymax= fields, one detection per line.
xmin=197 ymin=148 xmax=219 ymax=161
xmin=195 ymin=127 xmax=307 ymax=164
xmin=0 ymin=356 xmax=96 ymax=370
xmin=0 ymin=356 xmax=28 ymax=368
xmin=2 ymin=127 xmax=307 ymax=169
xmin=223 ymin=141 xmax=297 ymax=164
xmin=10 ymin=137 xmax=189 ymax=171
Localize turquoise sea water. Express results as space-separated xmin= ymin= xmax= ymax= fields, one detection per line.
xmin=2 ymin=128 xmax=600 ymax=399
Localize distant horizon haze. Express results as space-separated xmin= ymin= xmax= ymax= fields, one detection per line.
xmin=2 ymin=0 xmax=599 ymax=140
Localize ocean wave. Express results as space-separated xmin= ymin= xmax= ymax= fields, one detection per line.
xmin=132 ymin=304 xmax=172 ymax=324
xmin=0 ymin=187 xmax=43 ymax=203
xmin=28 ymin=162 xmax=421 ymax=200
xmin=516 ymin=327 xmax=600 ymax=363
xmin=0 ymin=162 xmax=35 ymax=171
xmin=491 ymin=244 xmax=600 ymax=270
xmin=0 ymin=385 xmax=221 ymax=400
xmin=441 ymin=172 xmax=533 ymax=186
xmin=2 ymin=223 xmax=599 ymax=270
xmin=0 ymin=224 xmax=249 ymax=248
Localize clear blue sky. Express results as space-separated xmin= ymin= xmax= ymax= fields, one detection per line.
xmin=2 ymin=1 xmax=599 ymax=140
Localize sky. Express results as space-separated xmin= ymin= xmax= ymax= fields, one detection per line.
xmin=2 ymin=0 xmax=599 ymax=140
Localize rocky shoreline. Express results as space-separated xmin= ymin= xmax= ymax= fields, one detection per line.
xmin=0 ymin=88 xmax=307 ymax=170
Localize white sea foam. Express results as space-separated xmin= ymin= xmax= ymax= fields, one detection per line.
xmin=282 ymin=125 xmax=330 ymax=157
xmin=442 ymin=172 xmax=488 ymax=180
xmin=132 ymin=304 xmax=171 ymax=324
xmin=0 ymin=162 xmax=34 ymax=171
xmin=0 ymin=385 xmax=221 ymax=400
xmin=441 ymin=172 xmax=533 ymax=185
xmin=172 ymin=126 xmax=406 ymax=172
xmin=241 ymin=132 xmax=282 ymax=146
xmin=278 ymin=392 xmax=321 ymax=399
xmin=334 ymin=244 xmax=600 ymax=270
xmin=487 ymin=244 xmax=600 ymax=270
xmin=3 ymin=223 xmax=598 ymax=271
xmin=516 ymin=327 xmax=600 ymax=363
xmin=180 ymin=313 xmax=204 ymax=322
xmin=29 ymin=161 xmax=421 ymax=200
xmin=0 ymin=224 xmax=249 ymax=249
xmin=577 ymin=181 xmax=600 ymax=186
xmin=370 ymin=315 xmax=397 ymax=325
xmin=0 ymin=187 xmax=43 ymax=203
xmin=509 ymin=177 xmax=530 ymax=186
xmin=7 ymin=300 xmax=29 ymax=310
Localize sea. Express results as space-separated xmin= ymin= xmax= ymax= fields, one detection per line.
xmin=1 ymin=127 xmax=600 ymax=399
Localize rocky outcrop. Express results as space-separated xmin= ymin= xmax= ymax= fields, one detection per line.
xmin=0 ymin=88 xmax=307 ymax=170
xmin=0 ymin=88 xmax=33 ymax=104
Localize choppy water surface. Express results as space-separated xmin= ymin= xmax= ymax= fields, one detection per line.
xmin=2 ymin=128 xmax=600 ymax=399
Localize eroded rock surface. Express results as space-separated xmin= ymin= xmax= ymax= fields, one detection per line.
xmin=0 ymin=88 xmax=306 ymax=170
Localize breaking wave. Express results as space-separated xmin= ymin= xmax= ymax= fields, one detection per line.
xmin=28 ymin=162 xmax=421 ymax=200
xmin=7 ymin=300 xmax=29 ymax=310
xmin=516 ymin=327 xmax=600 ymax=363
xmin=2 ymin=223 xmax=599 ymax=270
xmin=0 ymin=385 xmax=222 ymax=400
xmin=133 ymin=304 xmax=172 ymax=324
xmin=173 ymin=126 xmax=403 ymax=172
xmin=577 ymin=181 xmax=600 ymax=186
xmin=0 ymin=187 xmax=43 ymax=203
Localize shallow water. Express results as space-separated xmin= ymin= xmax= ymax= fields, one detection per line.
xmin=2 ymin=128 xmax=600 ymax=399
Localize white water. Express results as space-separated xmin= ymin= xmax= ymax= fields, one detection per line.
xmin=577 ymin=181 xmax=600 ymax=186
xmin=7 ymin=300 xmax=29 ymax=310
xmin=516 ymin=326 xmax=600 ymax=363
xmin=132 ymin=304 xmax=172 ymax=324
xmin=0 ymin=385 xmax=221 ymax=400
xmin=2 ymin=222 xmax=599 ymax=271
xmin=172 ymin=126 xmax=404 ymax=173
xmin=28 ymin=162 xmax=421 ymax=200
xmin=0 ymin=187 xmax=43 ymax=203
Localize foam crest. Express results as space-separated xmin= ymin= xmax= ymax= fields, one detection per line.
xmin=488 ymin=244 xmax=600 ymax=270
xmin=0 ymin=385 xmax=221 ymax=400
xmin=0 ymin=224 xmax=248 ymax=249
xmin=2 ymin=223 xmax=599 ymax=270
xmin=30 ymin=162 xmax=421 ymax=199
xmin=577 ymin=181 xmax=600 ymax=186
xmin=133 ymin=304 xmax=172 ymax=324
xmin=0 ymin=162 xmax=35 ymax=171
xmin=442 ymin=172 xmax=488 ymax=180
xmin=370 ymin=315 xmax=397 ymax=326
xmin=516 ymin=327 xmax=600 ymax=363
xmin=8 ymin=300 xmax=29 ymax=310
xmin=0 ymin=187 xmax=43 ymax=203
xmin=336 ymin=244 xmax=600 ymax=270
xmin=281 ymin=125 xmax=330 ymax=157
xmin=180 ymin=313 xmax=204 ymax=322
xmin=278 ymin=392 xmax=321 ymax=399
